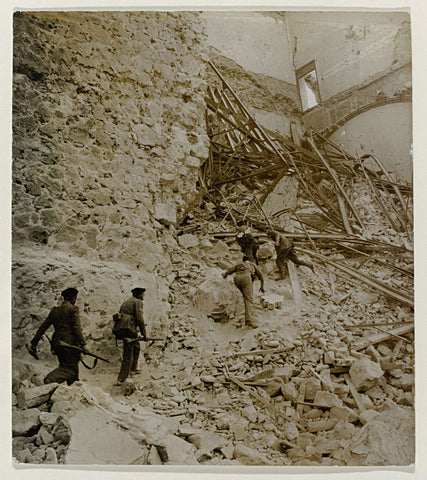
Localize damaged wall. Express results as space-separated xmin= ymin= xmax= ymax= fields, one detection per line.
xmin=12 ymin=11 xmax=210 ymax=349
xmin=287 ymin=11 xmax=412 ymax=181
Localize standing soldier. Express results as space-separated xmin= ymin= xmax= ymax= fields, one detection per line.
xmin=269 ymin=230 xmax=314 ymax=279
xmin=222 ymin=256 xmax=265 ymax=328
xmin=115 ymin=287 xmax=147 ymax=386
xmin=27 ymin=287 xmax=86 ymax=386
xmin=236 ymin=223 xmax=260 ymax=264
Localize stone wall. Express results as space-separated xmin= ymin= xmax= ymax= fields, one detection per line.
xmin=12 ymin=11 xmax=210 ymax=349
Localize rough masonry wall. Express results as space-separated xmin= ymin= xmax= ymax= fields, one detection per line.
xmin=12 ymin=11 xmax=209 ymax=352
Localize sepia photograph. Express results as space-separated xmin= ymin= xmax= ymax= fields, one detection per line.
xmin=9 ymin=4 xmax=417 ymax=473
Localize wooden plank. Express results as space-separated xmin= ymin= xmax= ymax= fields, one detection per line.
xmin=353 ymin=324 xmax=414 ymax=351
xmin=288 ymin=260 xmax=303 ymax=310
xmin=344 ymin=374 xmax=366 ymax=412
xmin=215 ymin=346 xmax=292 ymax=358
xmin=344 ymin=321 xmax=413 ymax=329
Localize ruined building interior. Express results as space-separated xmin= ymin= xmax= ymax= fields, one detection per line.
xmin=10 ymin=9 xmax=416 ymax=470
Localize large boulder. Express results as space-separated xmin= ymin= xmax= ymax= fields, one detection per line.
xmin=349 ymin=358 xmax=384 ymax=392
xmin=12 ymin=408 xmax=41 ymax=436
xmin=192 ymin=268 xmax=244 ymax=317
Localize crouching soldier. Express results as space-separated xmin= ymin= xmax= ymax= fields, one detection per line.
xmin=115 ymin=287 xmax=147 ymax=386
xmin=27 ymin=287 xmax=86 ymax=386
xmin=222 ymin=256 xmax=265 ymax=328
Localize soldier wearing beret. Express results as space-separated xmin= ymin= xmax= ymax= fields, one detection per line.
xmin=28 ymin=287 xmax=86 ymax=386
xmin=116 ymin=287 xmax=147 ymax=385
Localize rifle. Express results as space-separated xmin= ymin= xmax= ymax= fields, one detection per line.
xmin=56 ymin=340 xmax=110 ymax=369
xmin=123 ymin=336 xmax=164 ymax=347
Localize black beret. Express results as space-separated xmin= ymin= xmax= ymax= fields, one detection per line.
xmin=61 ymin=287 xmax=78 ymax=297
xmin=131 ymin=287 xmax=146 ymax=295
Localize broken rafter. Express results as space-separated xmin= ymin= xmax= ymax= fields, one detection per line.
xmin=297 ymin=247 xmax=414 ymax=307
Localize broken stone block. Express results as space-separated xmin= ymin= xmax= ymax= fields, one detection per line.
xmin=396 ymin=391 xmax=414 ymax=407
xmin=307 ymin=419 xmax=339 ymax=433
xmin=281 ymin=382 xmax=298 ymax=403
xmin=304 ymin=408 xmax=323 ymax=420
xmin=51 ymin=418 xmax=72 ymax=444
xmin=187 ymin=431 xmax=226 ymax=453
xmin=330 ymin=406 xmax=359 ymax=423
xmin=284 ymin=422 xmax=299 ymax=441
xmin=39 ymin=412 xmax=62 ymax=428
xmin=286 ymin=446 xmax=306 ymax=461
xmin=329 ymin=420 xmax=357 ymax=441
xmin=220 ymin=442 xmax=234 ymax=459
xmin=147 ymin=445 xmax=163 ymax=465
xmin=230 ymin=419 xmax=249 ymax=441
xmin=263 ymin=378 xmax=284 ymax=397
xmin=324 ymin=351 xmax=336 ymax=364
xmin=359 ymin=409 xmax=381 ymax=425
xmin=261 ymin=432 xmax=281 ymax=451
xmin=36 ymin=425 xmax=54 ymax=445
xmin=44 ymin=447 xmax=58 ymax=464
xmin=349 ymin=358 xmax=384 ymax=392
xmin=241 ymin=405 xmax=257 ymax=423
xmin=12 ymin=408 xmax=41 ymax=437
xmin=161 ymin=434 xmax=198 ymax=464
xmin=261 ymin=293 xmax=283 ymax=309
xmin=154 ymin=202 xmax=176 ymax=226
xmin=14 ymin=447 xmax=32 ymax=463
xmin=313 ymin=391 xmax=344 ymax=409
xmin=366 ymin=346 xmax=382 ymax=363
xmin=233 ymin=444 xmax=273 ymax=465
xmin=389 ymin=373 xmax=414 ymax=391
xmin=178 ymin=234 xmax=199 ymax=248
xmin=17 ymin=383 xmax=59 ymax=409
xmin=304 ymin=378 xmax=322 ymax=401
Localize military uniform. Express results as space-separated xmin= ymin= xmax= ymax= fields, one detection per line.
xmin=236 ymin=231 xmax=259 ymax=264
xmin=223 ymin=261 xmax=264 ymax=327
xmin=272 ymin=232 xmax=313 ymax=278
xmin=117 ymin=295 xmax=146 ymax=383
xmin=30 ymin=297 xmax=85 ymax=386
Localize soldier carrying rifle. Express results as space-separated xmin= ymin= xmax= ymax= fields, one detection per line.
xmin=113 ymin=287 xmax=148 ymax=386
xmin=27 ymin=288 xmax=88 ymax=386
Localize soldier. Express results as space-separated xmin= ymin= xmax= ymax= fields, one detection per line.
xmin=269 ymin=230 xmax=314 ymax=279
xmin=236 ymin=223 xmax=260 ymax=264
xmin=222 ymin=256 xmax=265 ymax=328
xmin=116 ymin=287 xmax=147 ymax=386
xmin=27 ymin=287 xmax=86 ymax=386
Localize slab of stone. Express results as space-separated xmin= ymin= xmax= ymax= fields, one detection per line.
xmin=187 ymin=431 xmax=226 ymax=453
xmin=17 ymin=383 xmax=59 ymax=409
xmin=12 ymin=408 xmax=41 ymax=437
xmin=178 ymin=234 xmax=199 ymax=248
xmin=284 ymin=422 xmax=299 ymax=441
xmin=147 ymin=446 xmax=163 ymax=465
xmin=241 ymin=405 xmax=258 ymax=423
xmin=220 ymin=442 xmax=235 ymax=459
xmin=359 ymin=409 xmax=381 ymax=425
xmin=313 ymin=391 xmax=344 ymax=409
xmin=154 ymin=202 xmax=176 ymax=226
xmin=349 ymin=358 xmax=384 ymax=392
xmin=162 ymin=434 xmax=198 ymax=465
xmin=233 ymin=444 xmax=273 ymax=465
xmin=65 ymin=407 xmax=143 ymax=465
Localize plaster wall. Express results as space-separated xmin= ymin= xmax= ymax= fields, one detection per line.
xmin=329 ymin=102 xmax=412 ymax=183
xmin=287 ymin=11 xmax=411 ymax=103
xmin=202 ymin=11 xmax=294 ymax=84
